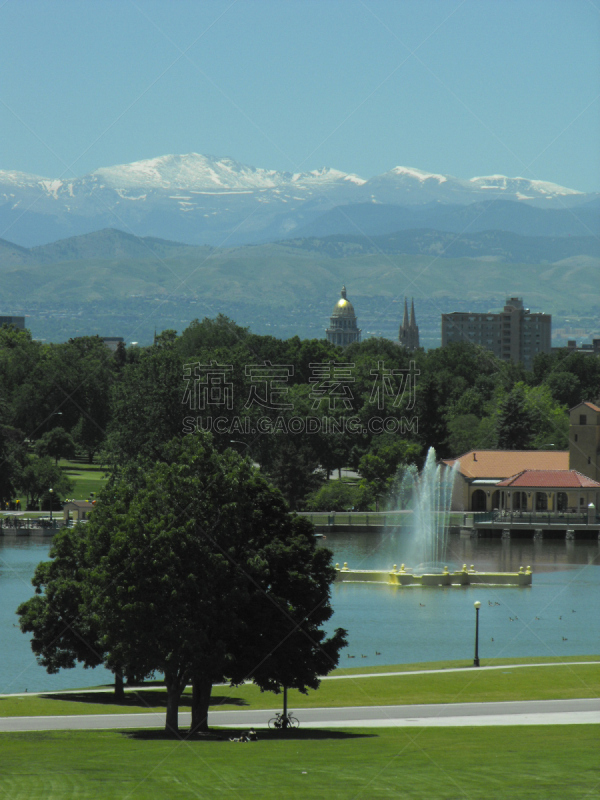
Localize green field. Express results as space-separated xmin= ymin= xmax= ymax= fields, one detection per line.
xmin=2 ymin=659 xmax=598 ymax=719
xmin=59 ymin=459 xmax=108 ymax=501
xmin=2 ymin=659 xmax=598 ymax=798
xmin=0 ymin=726 xmax=597 ymax=799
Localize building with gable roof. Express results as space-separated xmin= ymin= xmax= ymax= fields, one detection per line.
xmin=569 ymin=402 xmax=600 ymax=483
xmin=444 ymin=400 xmax=600 ymax=512
xmin=495 ymin=469 xmax=600 ymax=513
xmin=443 ymin=449 xmax=569 ymax=511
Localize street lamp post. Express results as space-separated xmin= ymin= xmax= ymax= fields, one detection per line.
xmin=49 ymin=488 xmax=54 ymax=523
xmin=230 ymin=440 xmax=251 ymax=454
xmin=473 ymin=600 xmax=481 ymax=667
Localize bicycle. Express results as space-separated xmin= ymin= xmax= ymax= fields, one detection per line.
xmin=268 ymin=711 xmax=299 ymax=729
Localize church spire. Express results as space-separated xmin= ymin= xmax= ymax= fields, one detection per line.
xmin=399 ymin=297 xmax=420 ymax=352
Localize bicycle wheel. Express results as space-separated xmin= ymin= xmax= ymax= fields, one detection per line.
xmin=268 ymin=717 xmax=280 ymax=730
xmin=288 ymin=716 xmax=300 ymax=728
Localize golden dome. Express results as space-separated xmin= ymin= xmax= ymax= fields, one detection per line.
xmin=332 ymin=285 xmax=356 ymax=317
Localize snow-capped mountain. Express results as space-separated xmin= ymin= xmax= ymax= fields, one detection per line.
xmin=0 ymin=154 xmax=594 ymax=247
xmin=469 ymin=174 xmax=583 ymax=199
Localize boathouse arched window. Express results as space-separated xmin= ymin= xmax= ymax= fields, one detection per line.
xmin=513 ymin=492 xmax=527 ymax=511
xmin=535 ymin=492 xmax=548 ymax=511
xmin=471 ymin=489 xmax=486 ymax=511
xmin=556 ymin=492 xmax=568 ymax=512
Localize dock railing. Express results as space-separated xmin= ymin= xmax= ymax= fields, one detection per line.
xmin=474 ymin=510 xmax=593 ymax=526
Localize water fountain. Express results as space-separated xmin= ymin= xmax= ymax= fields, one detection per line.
xmin=398 ymin=447 xmax=456 ymax=571
xmin=335 ymin=448 xmax=532 ymax=587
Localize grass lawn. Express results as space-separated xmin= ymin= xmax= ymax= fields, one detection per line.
xmin=0 ymin=725 xmax=597 ymax=799
xmin=59 ymin=458 xmax=108 ymax=500
xmin=1 ymin=659 xmax=598 ymax=718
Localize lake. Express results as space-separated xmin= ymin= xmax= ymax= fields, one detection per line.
xmin=1 ymin=532 xmax=598 ymax=693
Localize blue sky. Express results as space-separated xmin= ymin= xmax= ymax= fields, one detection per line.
xmin=2 ymin=0 xmax=599 ymax=191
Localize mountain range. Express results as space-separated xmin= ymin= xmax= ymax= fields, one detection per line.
xmin=1 ymin=154 xmax=597 ymax=247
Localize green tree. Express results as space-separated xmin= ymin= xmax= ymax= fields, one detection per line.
xmin=445 ymin=414 xmax=482 ymax=456
xmin=544 ymin=371 xmax=582 ymax=409
xmin=177 ymin=315 xmax=249 ymax=357
xmin=496 ymin=384 xmax=536 ymax=450
xmin=358 ymin=439 xmax=421 ymax=509
xmin=305 ymin=479 xmax=370 ymax=512
xmin=34 ymin=427 xmax=76 ymax=465
xmin=523 ymin=384 xmax=569 ymax=449
xmin=0 ymin=404 xmax=27 ymax=507
xmin=17 ymin=456 xmax=73 ymax=509
xmin=105 ymin=344 xmax=183 ymax=466
xmin=86 ymin=434 xmax=345 ymax=734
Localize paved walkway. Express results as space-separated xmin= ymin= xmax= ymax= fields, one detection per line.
xmin=322 ymin=660 xmax=600 ymax=681
xmin=0 ymin=699 xmax=598 ymax=733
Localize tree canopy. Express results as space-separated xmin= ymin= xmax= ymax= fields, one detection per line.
xmin=20 ymin=433 xmax=346 ymax=734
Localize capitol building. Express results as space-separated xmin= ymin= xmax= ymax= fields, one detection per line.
xmin=325 ymin=286 xmax=361 ymax=347
xmin=325 ymin=286 xmax=419 ymax=351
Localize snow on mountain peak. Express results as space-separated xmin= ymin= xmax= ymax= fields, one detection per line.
xmin=389 ymin=166 xmax=448 ymax=184
xmin=469 ymin=174 xmax=582 ymax=196
xmin=89 ymin=154 xmax=365 ymax=192
xmin=91 ymin=153 xmax=279 ymax=191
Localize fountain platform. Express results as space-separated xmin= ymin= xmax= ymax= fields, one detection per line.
xmin=335 ymin=563 xmax=532 ymax=587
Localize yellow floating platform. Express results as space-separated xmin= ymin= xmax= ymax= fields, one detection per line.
xmin=334 ymin=563 xmax=532 ymax=587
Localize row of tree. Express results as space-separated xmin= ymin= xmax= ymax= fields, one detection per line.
xmin=2 ymin=317 xmax=600 ymax=510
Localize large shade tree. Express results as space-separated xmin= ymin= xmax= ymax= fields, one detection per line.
xmin=61 ymin=432 xmax=346 ymax=734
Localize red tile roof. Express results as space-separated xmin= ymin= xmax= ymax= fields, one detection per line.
xmin=443 ymin=450 xmax=569 ymax=479
xmin=570 ymin=401 xmax=600 ymax=413
xmin=496 ymin=470 xmax=600 ymax=488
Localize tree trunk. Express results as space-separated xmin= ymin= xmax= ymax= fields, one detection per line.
xmin=190 ymin=675 xmax=213 ymax=734
xmin=164 ymin=677 xmax=182 ymax=735
xmin=114 ymin=670 xmax=125 ymax=702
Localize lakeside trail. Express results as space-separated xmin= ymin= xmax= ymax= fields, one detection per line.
xmin=0 ymin=699 xmax=599 ymax=732
xmin=1 ymin=659 xmax=599 ymax=699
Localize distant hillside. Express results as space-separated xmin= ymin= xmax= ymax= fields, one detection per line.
xmin=1 ymin=226 xmax=598 ymax=273
xmin=287 ymin=199 xmax=600 ymax=240
xmin=284 ymin=229 xmax=600 ymax=264
xmin=0 ymin=229 xmax=598 ymax=317
xmin=0 ymin=238 xmax=35 ymax=265
xmin=29 ymin=228 xmax=203 ymax=264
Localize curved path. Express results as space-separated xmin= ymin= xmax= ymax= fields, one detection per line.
xmin=0 ymin=698 xmax=598 ymax=733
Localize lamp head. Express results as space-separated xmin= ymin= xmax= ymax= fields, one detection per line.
xmin=474 ymin=601 xmax=481 ymax=609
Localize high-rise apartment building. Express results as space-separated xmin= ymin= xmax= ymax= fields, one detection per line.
xmin=0 ymin=316 xmax=25 ymax=330
xmin=441 ymin=297 xmax=551 ymax=369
